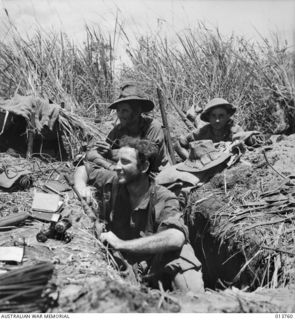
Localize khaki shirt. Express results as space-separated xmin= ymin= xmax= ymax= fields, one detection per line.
xmin=86 ymin=163 xmax=188 ymax=242
xmin=179 ymin=121 xmax=244 ymax=148
xmin=85 ymin=163 xmax=201 ymax=271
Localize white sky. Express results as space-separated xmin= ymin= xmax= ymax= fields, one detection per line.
xmin=0 ymin=0 xmax=295 ymax=63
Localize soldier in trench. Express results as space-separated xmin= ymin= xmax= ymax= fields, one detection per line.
xmin=85 ymin=82 xmax=170 ymax=173
xmin=74 ymin=136 xmax=204 ymax=293
xmin=175 ymin=98 xmax=247 ymax=160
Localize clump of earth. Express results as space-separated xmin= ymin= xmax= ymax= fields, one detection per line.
xmin=1 ymin=134 xmax=295 ymax=312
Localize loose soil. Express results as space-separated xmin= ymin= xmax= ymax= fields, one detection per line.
xmin=1 ymin=134 xmax=295 ymax=312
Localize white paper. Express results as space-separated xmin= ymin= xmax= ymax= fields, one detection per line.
xmin=0 ymin=246 xmax=24 ymax=263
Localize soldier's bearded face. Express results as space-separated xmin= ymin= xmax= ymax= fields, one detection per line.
xmin=116 ymin=103 xmax=139 ymax=127
xmin=208 ymin=107 xmax=230 ymax=131
xmin=115 ymin=147 xmax=141 ymax=184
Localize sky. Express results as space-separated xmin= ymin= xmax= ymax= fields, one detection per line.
xmin=0 ymin=0 xmax=294 ymax=64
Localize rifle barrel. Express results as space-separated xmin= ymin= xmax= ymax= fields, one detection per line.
xmin=157 ymin=88 xmax=176 ymax=165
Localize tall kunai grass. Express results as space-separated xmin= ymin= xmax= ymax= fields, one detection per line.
xmin=0 ymin=19 xmax=294 ymax=138
xmin=122 ymin=24 xmax=295 ymax=135
xmin=0 ymin=24 xmax=116 ymax=119
xmin=0 ymin=19 xmax=119 ymax=157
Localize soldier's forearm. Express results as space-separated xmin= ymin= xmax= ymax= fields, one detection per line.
xmin=118 ymin=229 xmax=185 ymax=255
xmin=93 ymin=156 xmax=114 ymax=170
xmin=86 ymin=149 xmax=114 ymax=170
xmin=74 ymin=165 xmax=88 ymax=189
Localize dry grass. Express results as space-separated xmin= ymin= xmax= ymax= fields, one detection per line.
xmin=1 ymin=13 xmax=295 ymax=303
xmin=58 ymin=108 xmax=105 ymax=158
xmin=0 ymin=19 xmax=120 ymax=157
xmin=1 ymin=20 xmax=294 ymax=136
xmin=122 ymin=24 xmax=295 ymax=135
xmin=0 ymin=23 xmax=116 ymax=119
xmin=0 ymin=262 xmax=56 ymax=313
xmin=187 ymin=143 xmax=295 ymax=291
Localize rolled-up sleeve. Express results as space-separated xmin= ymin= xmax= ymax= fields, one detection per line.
xmin=84 ymin=161 xmax=116 ymax=188
xmin=154 ymin=186 xmax=189 ymax=241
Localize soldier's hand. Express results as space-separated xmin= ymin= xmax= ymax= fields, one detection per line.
xmin=93 ymin=141 xmax=111 ymax=157
xmin=76 ymin=185 xmax=93 ymax=204
xmin=100 ymin=231 xmax=122 ymax=250
xmin=94 ymin=221 xmax=105 ymax=238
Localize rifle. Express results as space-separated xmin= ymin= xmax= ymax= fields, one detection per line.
xmin=168 ymin=97 xmax=196 ymax=131
xmin=64 ymin=174 xmax=98 ymax=223
xmin=157 ymin=88 xmax=176 ymax=165
xmin=64 ymin=174 xmax=137 ymax=283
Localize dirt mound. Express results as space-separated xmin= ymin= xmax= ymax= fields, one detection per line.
xmin=187 ymin=134 xmax=295 ymax=290
xmin=0 ymin=154 xmax=179 ymax=312
xmin=1 ymin=134 xmax=295 ymax=312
